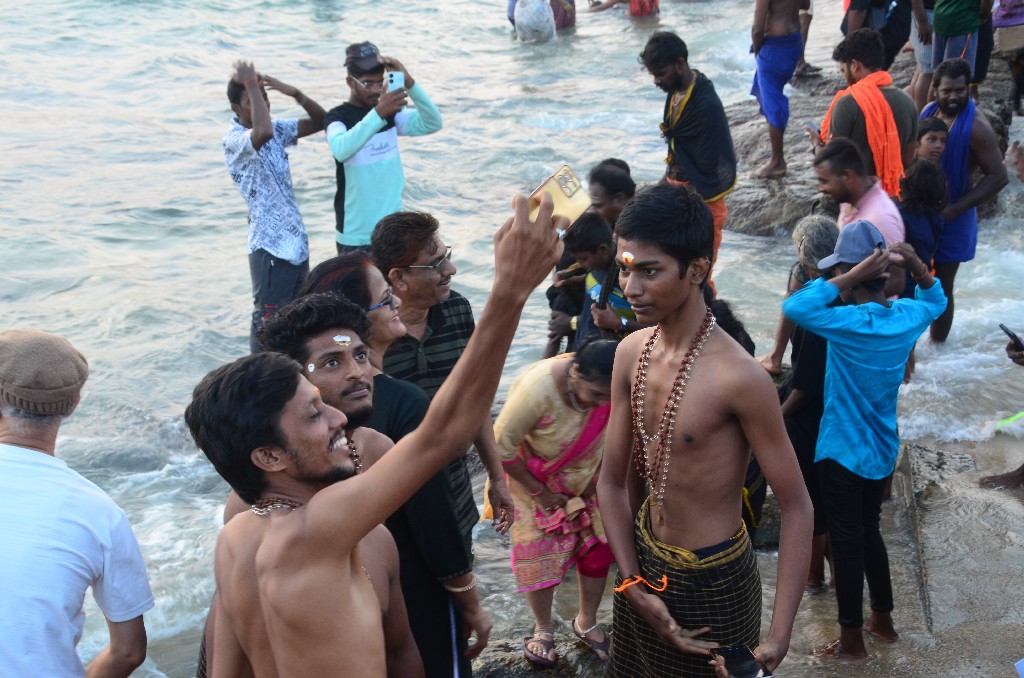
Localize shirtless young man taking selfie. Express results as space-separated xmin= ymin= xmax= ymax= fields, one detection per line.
xmin=185 ymin=194 xmax=563 ymax=678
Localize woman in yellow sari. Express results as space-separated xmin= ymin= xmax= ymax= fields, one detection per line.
xmin=494 ymin=339 xmax=617 ymax=667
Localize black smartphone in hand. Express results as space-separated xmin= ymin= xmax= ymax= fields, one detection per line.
xmin=1000 ymin=324 xmax=1024 ymax=351
xmin=710 ymin=645 xmax=768 ymax=678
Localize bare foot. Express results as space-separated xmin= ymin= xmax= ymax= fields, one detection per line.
xmin=754 ymin=159 xmax=787 ymax=179
xmin=805 ymin=580 xmax=828 ymax=594
xmin=864 ymin=615 xmax=899 ymax=643
xmin=811 ymin=639 xmax=869 ymax=659
xmin=980 ymin=467 xmax=1024 ymax=489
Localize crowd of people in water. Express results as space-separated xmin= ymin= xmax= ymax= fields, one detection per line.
xmin=5 ymin=1 xmax=1024 ymax=677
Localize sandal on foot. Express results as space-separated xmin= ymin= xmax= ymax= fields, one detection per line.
xmin=571 ymin=617 xmax=610 ymax=662
xmin=523 ymin=629 xmax=556 ymax=667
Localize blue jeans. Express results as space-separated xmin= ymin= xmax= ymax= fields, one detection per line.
xmin=932 ymin=30 xmax=979 ymax=77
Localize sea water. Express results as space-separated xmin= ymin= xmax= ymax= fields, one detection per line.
xmin=1 ymin=1 xmax=1022 ymax=675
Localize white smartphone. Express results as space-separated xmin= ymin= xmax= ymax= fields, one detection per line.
xmin=387 ymin=71 xmax=405 ymax=92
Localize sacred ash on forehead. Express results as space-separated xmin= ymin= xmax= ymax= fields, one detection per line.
xmin=621 ymin=251 xmax=635 ymax=265
xmin=308 ymin=337 xmax=353 ymax=373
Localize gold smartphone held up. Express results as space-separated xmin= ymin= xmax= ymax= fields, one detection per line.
xmin=528 ymin=165 xmax=591 ymax=226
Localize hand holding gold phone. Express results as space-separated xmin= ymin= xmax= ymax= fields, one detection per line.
xmin=528 ymin=165 xmax=591 ymax=227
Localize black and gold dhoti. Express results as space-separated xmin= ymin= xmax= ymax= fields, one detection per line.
xmin=610 ymin=496 xmax=762 ymax=677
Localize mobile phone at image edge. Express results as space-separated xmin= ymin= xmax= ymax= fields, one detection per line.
xmin=709 ymin=645 xmax=768 ymax=678
xmin=527 ymin=165 xmax=592 ymax=226
xmin=802 ymin=119 xmax=819 ymax=133
xmin=1000 ymin=324 xmax=1024 ymax=351
xmin=387 ymin=71 xmax=405 ymax=92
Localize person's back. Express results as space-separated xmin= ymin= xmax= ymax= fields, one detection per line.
xmin=0 ymin=329 xmax=153 ymax=678
xmin=0 ymin=447 xmax=152 ymax=676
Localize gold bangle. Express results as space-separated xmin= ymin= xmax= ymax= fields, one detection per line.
xmin=442 ymin=574 xmax=477 ymax=593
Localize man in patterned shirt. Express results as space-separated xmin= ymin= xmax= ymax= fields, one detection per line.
xmin=223 ymin=60 xmax=326 ymax=352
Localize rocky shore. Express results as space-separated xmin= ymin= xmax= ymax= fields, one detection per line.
xmin=726 ymin=49 xmax=1015 ymax=236
xmin=469 ymin=47 xmax=1024 ymax=678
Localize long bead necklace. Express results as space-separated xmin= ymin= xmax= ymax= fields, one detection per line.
xmin=631 ymin=308 xmax=716 ymax=524
xmin=250 ymin=497 xmax=303 ymax=516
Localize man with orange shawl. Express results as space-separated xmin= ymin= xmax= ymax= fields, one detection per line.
xmin=809 ymin=29 xmax=918 ymax=199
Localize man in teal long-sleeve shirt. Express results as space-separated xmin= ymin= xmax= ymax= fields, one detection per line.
xmin=325 ymin=42 xmax=443 ymax=251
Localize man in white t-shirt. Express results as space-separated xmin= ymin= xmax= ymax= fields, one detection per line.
xmin=0 ymin=329 xmax=154 ymax=678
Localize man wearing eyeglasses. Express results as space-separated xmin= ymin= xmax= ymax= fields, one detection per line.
xmin=371 ymin=212 xmax=517 ymax=570
xmin=325 ymin=42 xmax=443 ymax=253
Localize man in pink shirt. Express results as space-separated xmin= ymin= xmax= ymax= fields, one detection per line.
xmin=813 ymin=138 xmax=905 ymax=295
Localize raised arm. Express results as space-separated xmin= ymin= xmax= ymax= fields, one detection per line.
xmin=263 ymin=75 xmax=326 ymax=138
xmin=234 ymin=61 xmax=272 ymax=150
xmin=307 ymin=194 xmax=563 ymax=549
xmin=384 ymin=56 xmax=443 ymax=137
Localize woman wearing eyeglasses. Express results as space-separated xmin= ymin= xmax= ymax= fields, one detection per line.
xmin=300 ymin=252 xmax=490 ymax=678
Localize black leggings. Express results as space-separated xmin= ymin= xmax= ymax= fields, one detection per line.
xmin=817 ymin=459 xmax=894 ymax=628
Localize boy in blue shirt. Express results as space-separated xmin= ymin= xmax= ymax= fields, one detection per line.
xmin=783 ymin=220 xmax=946 ymax=659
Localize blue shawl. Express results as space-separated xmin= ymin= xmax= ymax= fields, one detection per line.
xmin=920 ymin=98 xmax=976 ymax=229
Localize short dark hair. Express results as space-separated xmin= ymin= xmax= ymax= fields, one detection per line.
xmin=917 ymin=116 xmax=949 ymax=140
xmin=933 ymin=58 xmax=971 ymax=87
xmin=900 ymin=158 xmax=949 ymax=215
xmin=371 ymin=212 xmax=441 ymax=277
xmin=813 ymin=137 xmax=867 ymax=178
xmin=300 ymin=252 xmax=376 ymax=308
xmin=832 ymin=28 xmax=885 ymax=71
xmin=615 ymin=183 xmax=713 ymax=283
xmin=588 ymin=162 xmax=636 ymax=200
xmin=227 ymin=78 xmax=245 ymax=106
xmin=703 ymin=288 xmax=755 ymax=356
xmin=184 ymin=352 xmax=301 ymax=505
xmin=257 ymin=293 xmax=372 ymax=363
xmin=640 ymin=31 xmax=688 ymax=71
xmin=573 ymin=337 xmax=618 ymax=384
xmin=563 ymin=212 xmax=614 ymax=254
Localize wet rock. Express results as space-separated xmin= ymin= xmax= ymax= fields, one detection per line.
xmin=725 ymin=50 xmax=1015 ymax=236
xmin=474 ymin=637 xmax=608 ymax=677
xmin=905 ymin=441 xmax=977 ymax=495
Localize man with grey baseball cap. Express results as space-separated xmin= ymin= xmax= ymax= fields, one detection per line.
xmin=0 ymin=329 xmax=154 ymax=677
xmin=782 ymin=223 xmax=946 ymax=659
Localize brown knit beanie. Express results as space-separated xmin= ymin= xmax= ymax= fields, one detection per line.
xmin=0 ymin=329 xmax=89 ymax=416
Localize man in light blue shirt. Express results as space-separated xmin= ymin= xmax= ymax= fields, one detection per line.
xmin=325 ymin=43 xmax=443 ymax=251
xmin=783 ymin=220 xmax=945 ymax=660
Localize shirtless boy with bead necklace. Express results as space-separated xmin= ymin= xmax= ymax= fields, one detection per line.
xmin=597 ymin=184 xmax=812 ymax=678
